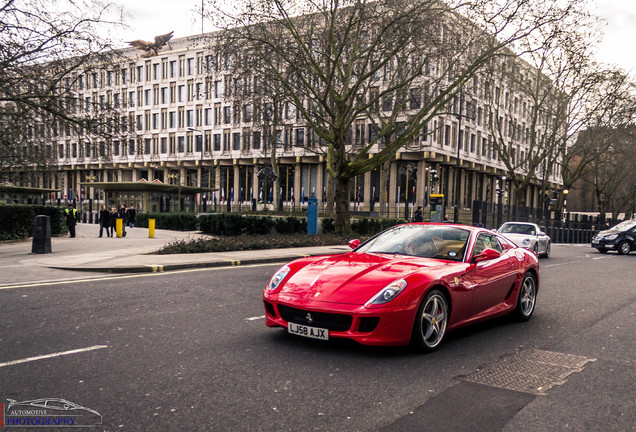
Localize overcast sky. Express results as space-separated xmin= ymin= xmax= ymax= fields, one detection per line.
xmin=111 ymin=0 xmax=636 ymax=74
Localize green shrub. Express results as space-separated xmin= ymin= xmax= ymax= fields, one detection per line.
xmin=321 ymin=218 xmax=335 ymax=233
xmin=199 ymin=213 xmax=274 ymax=236
xmin=0 ymin=205 xmax=67 ymax=240
xmin=352 ymin=218 xmax=406 ymax=235
xmin=155 ymin=233 xmax=357 ymax=254
xmin=274 ymin=216 xmax=306 ymax=234
xmin=135 ymin=213 xmax=199 ymax=231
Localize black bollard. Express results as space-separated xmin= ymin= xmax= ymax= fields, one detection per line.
xmin=32 ymin=215 xmax=52 ymax=254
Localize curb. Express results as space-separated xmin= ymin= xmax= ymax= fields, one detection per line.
xmin=44 ymin=254 xmax=318 ymax=274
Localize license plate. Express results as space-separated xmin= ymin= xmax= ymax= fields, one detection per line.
xmin=288 ymin=322 xmax=329 ymax=340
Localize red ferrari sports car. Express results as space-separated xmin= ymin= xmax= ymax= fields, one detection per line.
xmin=263 ymin=223 xmax=539 ymax=352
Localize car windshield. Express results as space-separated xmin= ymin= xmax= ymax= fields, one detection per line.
xmin=499 ymin=223 xmax=536 ymax=235
xmin=356 ymin=225 xmax=470 ymax=261
xmin=611 ymin=220 xmax=636 ymax=231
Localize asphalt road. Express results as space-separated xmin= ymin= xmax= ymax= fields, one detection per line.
xmin=0 ymin=245 xmax=634 ymax=431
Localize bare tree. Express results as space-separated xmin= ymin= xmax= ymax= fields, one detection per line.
xmin=0 ymin=0 xmax=123 ymax=183
xmin=210 ymin=0 xmax=583 ymax=232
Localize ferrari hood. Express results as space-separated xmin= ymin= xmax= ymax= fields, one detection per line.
xmin=280 ymin=252 xmax=441 ymax=305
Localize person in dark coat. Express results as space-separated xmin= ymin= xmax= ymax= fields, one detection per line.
xmin=109 ymin=207 xmax=117 ymax=237
xmin=412 ymin=206 xmax=424 ymax=222
xmin=128 ymin=206 xmax=136 ymax=228
xmin=64 ymin=203 xmax=78 ymax=238
xmin=118 ymin=204 xmax=128 ymax=237
xmin=99 ymin=205 xmax=110 ymax=237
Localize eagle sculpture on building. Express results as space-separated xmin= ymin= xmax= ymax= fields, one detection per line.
xmin=127 ymin=31 xmax=174 ymax=57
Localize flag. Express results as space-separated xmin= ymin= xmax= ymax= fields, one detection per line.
xmin=221 ymin=187 xmax=225 ymax=202
xmin=269 ymin=187 xmax=273 ymax=203
xmin=230 ymin=187 xmax=234 ymax=203
xmin=356 ymin=187 xmax=361 ymax=204
xmin=239 ymin=187 xmax=244 ymax=203
xmin=213 ymin=192 xmax=217 ymax=204
xmin=290 ymin=187 xmax=294 ymax=202
xmin=259 ymin=188 xmax=263 ymax=202
xmin=301 ymin=187 xmax=305 ymax=204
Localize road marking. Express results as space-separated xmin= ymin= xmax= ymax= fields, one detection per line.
xmin=544 ymin=260 xmax=581 ymax=268
xmin=0 ymin=263 xmax=281 ymax=291
xmin=245 ymin=315 xmax=265 ymax=321
xmin=0 ymin=345 xmax=108 ymax=368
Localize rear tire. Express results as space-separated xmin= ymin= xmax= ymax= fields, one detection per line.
xmin=515 ymin=273 xmax=537 ymax=322
xmin=411 ymin=289 xmax=448 ymax=353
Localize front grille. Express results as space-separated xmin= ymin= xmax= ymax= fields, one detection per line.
xmin=358 ymin=317 xmax=380 ymax=333
xmin=277 ymin=304 xmax=353 ymax=332
xmin=263 ymin=301 xmax=276 ymax=317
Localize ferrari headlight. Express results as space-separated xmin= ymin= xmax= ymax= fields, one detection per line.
xmin=366 ymin=279 xmax=407 ymax=306
xmin=604 ymin=234 xmax=618 ymax=241
xmin=268 ymin=265 xmax=290 ymax=291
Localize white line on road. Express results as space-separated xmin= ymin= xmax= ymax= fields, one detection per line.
xmin=544 ymin=260 xmax=582 ymax=268
xmin=0 ymin=345 xmax=108 ymax=368
xmin=245 ymin=315 xmax=265 ymax=321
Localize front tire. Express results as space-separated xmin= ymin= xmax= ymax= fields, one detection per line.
xmin=411 ymin=289 xmax=448 ymax=353
xmin=617 ymin=240 xmax=631 ymax=255
xmin=515 ymin=273 xmax=537 ymax=321
xmin=541 ymin=241 xmax=551 ymax=258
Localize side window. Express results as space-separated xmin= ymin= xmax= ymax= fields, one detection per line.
xmin=473 ymin=233 xmax=503 ymax=258
xmin=489 ymin=235 xmax=504 ymax=253
xmin=473 ymin=233 xmax=488 ymax=257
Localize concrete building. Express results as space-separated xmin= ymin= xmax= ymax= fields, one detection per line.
xmin=21 ymin=26 xmax=563 ymax=218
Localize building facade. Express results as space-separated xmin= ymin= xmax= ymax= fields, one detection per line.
xmin=24 ymin=30 xmax=563 ymax=218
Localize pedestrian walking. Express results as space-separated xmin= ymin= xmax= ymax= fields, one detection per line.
xmin=64 ymin=203 xmax=78 ymax=238
xmin=128 ymin=206 xmax=136 ymax=228
xmin=99 ymin=205 xmax=110 ymax=237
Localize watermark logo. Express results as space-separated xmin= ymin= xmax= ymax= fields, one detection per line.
xmin=4 ymin=398 xmax=102 ymax=428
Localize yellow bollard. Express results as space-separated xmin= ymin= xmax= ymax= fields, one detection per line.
xmin=116 ymin=218 xmax=123 ymax=238
xmin=149 ymin=219 xmax=155 ymax=238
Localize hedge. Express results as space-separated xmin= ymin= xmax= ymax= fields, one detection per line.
xmin=351 ymin=218 xmax=407 ymax=235
xmin=199 ymin=213 xmax=274 ymax=235
xmin=135 ymin=213 xmax=199 ymax=231
xmin=0 ymin=205 xmax=67 ymax=240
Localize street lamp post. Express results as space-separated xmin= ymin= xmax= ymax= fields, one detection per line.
xmin=562 ymin=189 xmax=569 ymax=225
xmin=188 ymin=127 xmax=205 ymax=212
xmin=496 ymin=175 xmax=506 ymax=228
xmin=168 ymin=172 xmax=181 ymax=212
xmin=86 ymin=175 xmax=97 ymax=223
xmin=453 ymin=90 xmax=464 ymax=224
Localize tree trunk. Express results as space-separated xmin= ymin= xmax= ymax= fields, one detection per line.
xmin=325 ymin=173 xmax=335 ymax=216
xmin=334 ymin=174 xmax=351 ymax=234
xmin=379 ymin=160 xmax=391 ymax=218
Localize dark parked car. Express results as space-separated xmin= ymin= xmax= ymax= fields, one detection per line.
xmin=591 ymin=219 xmax=636 ymax=255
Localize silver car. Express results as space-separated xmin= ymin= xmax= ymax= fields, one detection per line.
xmin=497 ymin=222 xmax=551 ymax=258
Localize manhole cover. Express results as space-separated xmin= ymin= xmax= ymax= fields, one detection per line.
xmin=457 ymin=348 xmax=596 ymax=395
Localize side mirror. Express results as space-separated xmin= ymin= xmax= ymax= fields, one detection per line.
xmin=538 ymin=231 xmax=545 ymax=236
xmin=348 ymin=239 xmax=361 ymax=249
xmin=473 ymin=248 xmax=501 ymax=263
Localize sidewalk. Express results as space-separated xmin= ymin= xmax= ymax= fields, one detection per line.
xmin=0 ymin=223 xmax=350 ymax=286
